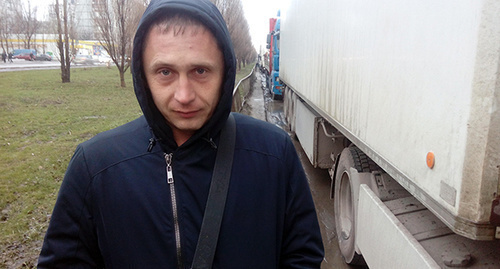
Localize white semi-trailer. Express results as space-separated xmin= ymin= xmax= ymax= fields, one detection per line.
xmin=279 ymin=0 xmax=500 ymax=268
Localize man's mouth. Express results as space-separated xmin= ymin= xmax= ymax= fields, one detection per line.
xmin=176 ymin=110 xmax=199 ymax=118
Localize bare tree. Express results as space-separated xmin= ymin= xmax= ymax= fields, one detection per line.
xmin=93 ymin=0 xmax=145 ymax=88
xmin=1 ymin=0 xmax=47 ymax=53
xmin=3 ymin=0 xmax=23 ymax=50
xmin=8 ymin=0 xmax=40 ymax=50
xmin=55 ymin=0 xmax=72 ymax=83
xmin=211 ymin=0 xmax=256 ymax=70
xmin=23 ymin=1 xmax=40 ymax=49
xmin=0 ymin=3 xmax=13 ymax=53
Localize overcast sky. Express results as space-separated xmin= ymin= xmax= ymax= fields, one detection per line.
xmin=241 ymin=0 xmax=287 ymax=52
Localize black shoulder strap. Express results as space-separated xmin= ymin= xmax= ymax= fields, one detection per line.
xmin=191 ymin=113 xmax=236 ymax=269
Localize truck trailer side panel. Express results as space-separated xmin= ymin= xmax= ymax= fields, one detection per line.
xmin=280 ymin=0 xmax=500 ymax=239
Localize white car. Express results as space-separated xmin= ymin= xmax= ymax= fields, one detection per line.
xmin=97 ymin=55 xmax=112 ymax=64
xmin=73 ymin=55 xmax=95 ymax=65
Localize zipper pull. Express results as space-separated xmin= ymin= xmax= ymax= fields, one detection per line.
xmin=208 ymin=137 xmax=217 ymax=149
xmin=164 ymin=153 xmax=174 ymax=184
xmin=203 ymin=136 xmax=218 ymax=149
xmin=147 ymin=137 xmax=156 ymax=152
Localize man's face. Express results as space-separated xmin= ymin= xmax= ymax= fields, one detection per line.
xmin=143 ymin=25 xmax=225 ymax=146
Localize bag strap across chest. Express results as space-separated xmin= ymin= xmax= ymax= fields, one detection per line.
xmin=191 ymin=113 xmax=236 ymax=269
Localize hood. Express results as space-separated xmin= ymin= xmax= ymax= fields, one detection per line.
xmin=132 ymin=0 xmax=236 ymax=152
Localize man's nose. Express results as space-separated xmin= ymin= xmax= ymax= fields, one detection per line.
xmin=174 ymin=73 xmax=195 ymax=104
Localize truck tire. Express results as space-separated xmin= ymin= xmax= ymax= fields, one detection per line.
xmin=334 ymin=146 xmax=374 ymax=265
xmin=267 ymin=75 xmax=272 ymax=95
xmin=287 ymin=90 xmax=297 ymax=134
xmin=272 ymin=92 xmax=283 ymax=100
xmin=283 ymin=87 xmax=291 ymax=129
xmin=283 ymin=87 xmax=290 ymax=120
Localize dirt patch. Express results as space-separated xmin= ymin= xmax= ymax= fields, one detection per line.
xmin=39 ymin=99 xmax=64 ymax=107
xmin=1 ymin=239 xmax=41 ymax=268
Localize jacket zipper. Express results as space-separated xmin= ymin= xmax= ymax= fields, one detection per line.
xmin=165 ymin=153 xmax=183 ymax=269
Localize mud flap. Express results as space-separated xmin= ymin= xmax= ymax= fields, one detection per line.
xmin=356 ymin=184 xmax=440 ymax=269
xmin=348 ymin=168 xmax=378 ymax=255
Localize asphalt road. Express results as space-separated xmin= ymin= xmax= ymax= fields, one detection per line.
xmin=0 ymin=59 xmax=61 ymax=72
xmin=0 ymin=58 xmax=105 ymax=72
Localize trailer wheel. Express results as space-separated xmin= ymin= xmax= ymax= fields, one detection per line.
xmin=283 ymin=87 xmax=290 ymax=120
xmin=287 ymin=90 xmax=297 ymax=134
xmin=334 ymin=146 xmax=370 ymax=265
xmin=267 ymin=76 xmax=272 ymax=95
xmin=272 ymin=92 xmax=283 ymax=100
xmin=283 ymin=87 xmax=291 ymax=128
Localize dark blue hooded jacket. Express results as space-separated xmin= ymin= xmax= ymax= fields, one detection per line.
xmin=38 ymin=0 xmax=324 ymax=268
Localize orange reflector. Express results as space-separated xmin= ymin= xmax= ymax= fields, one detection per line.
xmin=426 ymin=152 xmax=435 ymax=169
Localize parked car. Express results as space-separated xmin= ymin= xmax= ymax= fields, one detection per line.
xmin=12 ymin=49 xmax=36 ymax=60
xmin=13 ymin=53 xmax=35 ymax=61
xmin=73 ymin=55 xmax=95 ymax=65
xmin=35 ymin=54 xmax=52 ymax=61
xmin=97 ymin=55 xmax=112 ymax=64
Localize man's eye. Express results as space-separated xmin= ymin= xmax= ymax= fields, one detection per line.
xmin=196 ymin=68 xmax=207 ymax=75
xmin=160 ymin=70 xmax=171 ymax=76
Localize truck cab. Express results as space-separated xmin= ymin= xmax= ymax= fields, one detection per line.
xmin=266 ymin=13 xmax=283 ymax=100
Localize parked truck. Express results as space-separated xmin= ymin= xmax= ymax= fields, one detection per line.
xmin=264 ymin=12 xmax=283 ymax=100
xmin=279 ymin=0 xmax=500 ymax=268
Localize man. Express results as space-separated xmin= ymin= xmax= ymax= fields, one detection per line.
xmin=38 ymin=0 xmax=324 ymax=268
